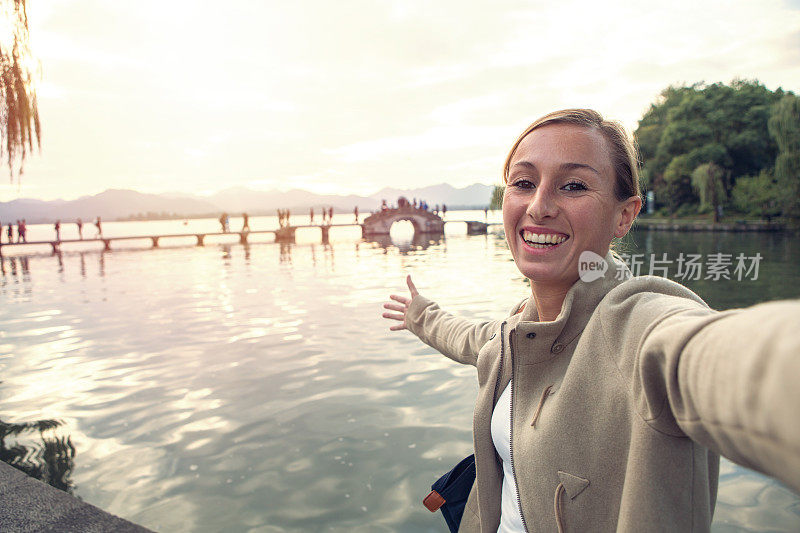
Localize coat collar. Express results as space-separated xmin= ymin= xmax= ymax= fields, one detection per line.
xmin=505 ymin=251 xmax=631 ymax=361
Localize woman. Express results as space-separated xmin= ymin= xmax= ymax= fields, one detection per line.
xmin=382 ymin=109 xmax=800 ymax=532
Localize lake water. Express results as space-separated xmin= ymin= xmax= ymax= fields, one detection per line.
xmin=2 ymin=211 xmax=799 ymax=532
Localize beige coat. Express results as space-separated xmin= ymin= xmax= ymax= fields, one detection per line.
xmin=406 ymin=253 xmax=800 ymax=532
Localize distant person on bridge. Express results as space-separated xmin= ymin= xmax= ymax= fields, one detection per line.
xmin=310 ymin=207 xmax=315 ymax=225
xmin=354 ymin=206 xmax=359 ymax=223
xmin=442 ymin=204 xmax=447 ymax=218
xmin=328 ymin=206 xmax=334 ymax=224
xmin=17 ymin=220 xmax=27 ymax=242
xmin=6 ymin=222 xmax=13 ymax=243
xmin=77 ymin=218 xmax=83 ymax=240
xmin=54 ymin=220 xmax=61 ymax=241
xmin=94 ymin=217 xmax=103 ymax=238
xmin=242 ymin=213 xmax=250 ymax=232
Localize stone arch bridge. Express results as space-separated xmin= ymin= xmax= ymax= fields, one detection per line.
xmin=361 ymin=207 xmax=445 ymax=236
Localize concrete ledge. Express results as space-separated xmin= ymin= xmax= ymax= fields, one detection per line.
xmin=0 ymin=461 xmax=152 ymax=532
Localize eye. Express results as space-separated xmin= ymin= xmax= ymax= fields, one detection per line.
xmin=511 ymin=179 xmax=535 ymax=189
xmin=562 ymin=181 xmax=587 ymax=192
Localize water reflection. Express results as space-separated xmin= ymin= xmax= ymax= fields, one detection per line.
xmin=279 ymin=242 xmax=292 ymax=265
xmin=365 ymin=233 xmax=443 ymax=253
xmin=0 ymin=416 xmax=76 ymax=494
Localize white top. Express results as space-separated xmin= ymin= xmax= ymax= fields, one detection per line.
xmin=491 ymin=381 xmax=526 ymax=532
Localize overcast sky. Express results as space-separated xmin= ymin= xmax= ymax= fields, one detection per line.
xmin=4 ymin=0 xmax=800 ymax=201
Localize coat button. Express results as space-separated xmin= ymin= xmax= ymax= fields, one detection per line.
xmin=526 ymin=332 xmax=536 ymax=339
xmin=552 ymin=343 xmax=564 ymax=353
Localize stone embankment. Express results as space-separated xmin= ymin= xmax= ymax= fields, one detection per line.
xmin=635 ymin=218 xmax=784 ymax=232
xmin=0 ymin=461 xmax=151 ymax=532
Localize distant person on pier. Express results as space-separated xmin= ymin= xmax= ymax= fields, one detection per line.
xmin=54 ymin=220 xmax=61 ymax=241
xmin=77 ymin=218 xmax=84 ymax=240
xmin=354 ymin=206 xmax=359 ymax=223
xmin=94 ymin=217 xmax=103 ymax=238
xmin=6 ymin=221 xmax=13 ymax=243
xmin=442 ymin=204 xmax=447 ymax=218
xmin=381 ymin=199 xmax=388 ymax=211
xmin=242 ymin=213 xmax=250 ymax=232
xmin=484 ymin=207 xmax=488 ymax=221
xmin=310 ymin=207 xmax=315 ymax=225
xmin=322 ymin=207 xmax=327 ymax=225
xmin=17 ymin=220 xmax=27 ymax=242
xmin=328 ymin=206 xmax=333 ymax=224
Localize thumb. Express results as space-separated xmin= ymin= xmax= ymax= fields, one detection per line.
xmin=406 ymin=274 xmax=419 ymax=298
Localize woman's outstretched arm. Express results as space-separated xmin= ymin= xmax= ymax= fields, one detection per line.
xmin=382 ymin=275 xmax=501 ymax=366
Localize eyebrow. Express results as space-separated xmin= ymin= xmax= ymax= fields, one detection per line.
xmin=511 ymin=161 xmax=601 ymax=176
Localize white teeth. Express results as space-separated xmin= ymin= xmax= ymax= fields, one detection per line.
xmin=521 ymin=231 xmax=567 ymax=245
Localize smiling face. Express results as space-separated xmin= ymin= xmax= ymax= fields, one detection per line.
xmin=502 ymin=123 xmax=640 ymax=291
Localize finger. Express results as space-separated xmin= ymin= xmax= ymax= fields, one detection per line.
xmin=390 ymin=294 xmax=410 ymax=305
xmin=406 ymin=275 xmax=419 ymax=297
xmin=382 ymin=312 xmax=405 ymax=321
xmin=383 ymin=303 xmax=406 ymax=312
xmin=389 ymin=324 xmax=407 ymax=331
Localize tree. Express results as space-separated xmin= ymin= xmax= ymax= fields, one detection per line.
xmin=635 ymin=80 xmax=784 ymax=214
xmin=731 ymin=170 xmax=781 ymax=220
xmin=691 ymin=162 xmax=725 ymax=222
xmin=768 ymin=94 xmax=800 ymax=221
xmin=1 ymin=0 xmax=40 ymax=179
xmin=489 ymin=185 xmax=504 ymax=210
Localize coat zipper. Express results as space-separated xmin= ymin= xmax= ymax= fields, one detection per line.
xmin=508 ymin=331 xmax=531 ymax=533
xmin=492 ymin=322 xmax=506 ymax=406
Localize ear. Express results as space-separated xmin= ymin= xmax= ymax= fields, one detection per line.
xmin=614 ymin=196 xmax=642 ymax=238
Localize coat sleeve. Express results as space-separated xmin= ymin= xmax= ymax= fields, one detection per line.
xmin=636 ymin=298 xmax=800 ymax=493
xmin=404 ymin=294 xmax=505 ymax=367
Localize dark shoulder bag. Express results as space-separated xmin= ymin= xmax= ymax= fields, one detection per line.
xmin=422 ymin=454 xmax=476 ymax=533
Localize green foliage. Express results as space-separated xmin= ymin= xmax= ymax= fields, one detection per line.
xmin=489 ymin=185 xmax=504 ymax=210
xmin=768 ymin=94 xmax=800 ymax=220
xmin=691 ymin=162 xmax=725 ymax=213
xmin=731 ymin=170 xmax=781 ymax=218
xmin=635 ymin=80 xmax=785 ymax=216
xmin=663 ymin=154 xmax=697 ymax=210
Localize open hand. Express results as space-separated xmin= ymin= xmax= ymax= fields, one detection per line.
xmin=382 ymin=275 xmax=419 ymax=331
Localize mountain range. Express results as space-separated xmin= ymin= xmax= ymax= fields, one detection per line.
xmin=0 ymin=183 xmax=495 ymax=223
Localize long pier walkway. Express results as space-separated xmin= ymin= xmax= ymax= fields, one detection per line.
xmin=0 ymin=220 xmax=502 ymax=256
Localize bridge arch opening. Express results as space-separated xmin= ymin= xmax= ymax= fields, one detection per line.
xmin=389 ymin=219 xmax=417 ymax=240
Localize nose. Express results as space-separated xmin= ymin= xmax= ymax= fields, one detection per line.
xmin=526 ymin=184 xmax=558 ymax=222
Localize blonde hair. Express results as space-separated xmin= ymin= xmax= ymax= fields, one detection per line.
xmin=502 ymin=109 xmax=641 ymax=202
